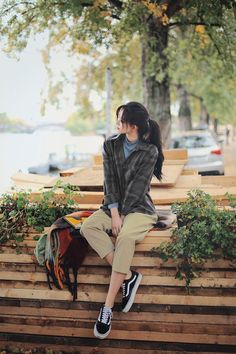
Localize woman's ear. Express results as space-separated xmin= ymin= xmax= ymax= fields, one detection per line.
xmin=131 ymin=124 xmax=138 ymax=132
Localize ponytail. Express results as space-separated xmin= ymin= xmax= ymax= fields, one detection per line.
xmin=116 ymin=101 xmax=164 ymax=181
xmin=149 ymin=119 xmax=164 ymax=181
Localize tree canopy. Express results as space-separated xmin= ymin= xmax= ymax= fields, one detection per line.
xmin=1 ymin=0 xmax=236 ymax=143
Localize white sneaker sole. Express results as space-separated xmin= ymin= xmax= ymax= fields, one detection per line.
xmin=93 ymin=323 xmax=111 ymax=339
xmin=122 ymin=273 xmax=142 ymax=313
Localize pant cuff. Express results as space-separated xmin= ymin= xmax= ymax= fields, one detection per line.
xmin=112 ymin=263 xmax=130 ymax=275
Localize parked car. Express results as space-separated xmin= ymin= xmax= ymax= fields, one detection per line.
xmin=170 ymin=130 xmax=224 ymax=175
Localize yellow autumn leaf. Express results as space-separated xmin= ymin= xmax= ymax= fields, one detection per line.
xmin=52 ymin=28 xmax=67 ymax=45
xmin=195 ymin=25 xmax=205 ymax=34
xmin=101 ymin=11 xmax=111 ymax=18
xmin=72 ymin=42 xmax=91 ymax=55
xmin=161 ymin=3 xmax=168 ymax=12
xmin=162 ymin=13 xmax=169 ymax=25
xmin=94 ymin=0 xmax=107 ymax=7
xmin=143 ymin=1 xmax=163 ymax=18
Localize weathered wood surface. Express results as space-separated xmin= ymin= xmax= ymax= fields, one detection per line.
xmin=92 ymin=149 xmax=188 ymax=166
xmin=30 ymin=185 xmax=236 ymax=205
xmin=11 ymin=172 xmax=57 ymax=186
xmin=45 ymin=164 xmax=185 ymax=189
xmin=0 ymin=224 xmax=236 ymax=353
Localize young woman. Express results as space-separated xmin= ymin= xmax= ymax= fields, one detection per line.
xmin=80 ymin=101 xmax=164 ymax=339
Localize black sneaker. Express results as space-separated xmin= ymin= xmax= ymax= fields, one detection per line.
xmin=121 ymin=270 xmax=142 ymax=313
xmin=94 ymin=305 xmax=112 ymax=339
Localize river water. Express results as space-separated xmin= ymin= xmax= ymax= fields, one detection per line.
xmin=0 ymin=128 xmax=104 ymax=195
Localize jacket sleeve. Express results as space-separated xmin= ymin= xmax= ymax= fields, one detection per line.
xmin=102 ymin=140 xmax=120 ymax=206
xmin=121 ymin=147 xmax=158 ymax=216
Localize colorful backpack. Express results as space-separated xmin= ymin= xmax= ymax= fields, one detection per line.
xmin=34 ymin=210 xmax=93 ymax=301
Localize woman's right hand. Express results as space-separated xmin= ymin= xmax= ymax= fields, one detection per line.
xmin=110 ymin=208 xmax=123 ymax=236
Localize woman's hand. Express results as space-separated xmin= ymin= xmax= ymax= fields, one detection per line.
xmin=110 ymin=208 xmax=123 ymax=236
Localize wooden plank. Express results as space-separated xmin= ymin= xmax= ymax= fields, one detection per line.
xmin=181 ymin=169 xmax=199 ymax=176
xmin=163 ymin=149 xmax=188 ymax=161
xmin=2 ymin=314 xmax=236 ymax=336
xmin=0 ymin=253 xmax=235 ymax=270
xmin=59 ymin=167 xmax=86 ymax=177
xmin=29 ymin=185 xmax=236 ymax=205
xmin=0 ymin=288 xmax=235 ymax=306
xmin=0 ymin=323 xmax=235 ymax=344
xmin=0 ymin=341 xmax=202 ymax=354
xmin=1 ymin=306 xmax=236 ymax=325
xmin=93 ymin=149 xmax=188 ymax=166
xmin=201 ymin=176 xmax=236 ymax=187
xmin=174 ymin=174 xmax=202 ymax=188
xmin=11 ymin=172 xmax=57 ymax=185
xmin=24 ymin=228 xmax=174 ymax=239
xmin=5 ymin=237 xmax=172 ymax=249
xmin=45 ymin=164 xmax=185 ymax=188
xmin=1 ymin=272 xmax=235 ymax=288
xmin=164 ymin=160 xmax=188 ymax=165
xmin=152 ymin=164 xmax=184 ymax=186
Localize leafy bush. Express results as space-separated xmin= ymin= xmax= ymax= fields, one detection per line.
xmin=151 ymin=189 xmax=236 ymax=287
xmin=0 ymin=182 xmax=80 ymax=247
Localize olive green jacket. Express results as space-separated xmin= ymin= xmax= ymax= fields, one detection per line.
xmin=101 ymin=134 xmax=159 ymax=216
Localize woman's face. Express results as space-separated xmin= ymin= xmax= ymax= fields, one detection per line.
xmin=116 ymin=109 xmax=131 ymax=134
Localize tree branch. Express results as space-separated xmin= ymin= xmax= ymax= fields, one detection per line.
xmin=0 ymin=2 xmax=34 ymax=16
xmin=108 ymin=0 xmax=123 ymax=10
xmin=166 ymin=0 xmax=186 ymax=19
xmin=169 ymin=21 xmax=222 ymax=28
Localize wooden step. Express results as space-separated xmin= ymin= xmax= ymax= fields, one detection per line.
xmin=0 ymin=323 xmax=235 ymax=345
xmin=0 ymin=287 xmax=235 ymax=306
xmin=0 ymin=271 xmax=235 ymax=288
xmin=0 ymin=253 xmax=235 ymax=269
xmin=1 ymin=306 xmax=236 ymax=325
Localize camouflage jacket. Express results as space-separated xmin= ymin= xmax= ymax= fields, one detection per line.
xmin=100 ymin=133 xmax=159 ymax=217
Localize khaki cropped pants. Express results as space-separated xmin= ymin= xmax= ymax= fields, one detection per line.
xmin=80 ymin=209 xmax=157 ymax=274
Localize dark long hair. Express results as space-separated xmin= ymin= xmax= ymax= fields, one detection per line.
xmin=116 ymin=101 xmax=164 ymax=181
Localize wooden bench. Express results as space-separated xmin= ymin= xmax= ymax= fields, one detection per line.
xmin=0 ymin=224 xmax=236 ymax=353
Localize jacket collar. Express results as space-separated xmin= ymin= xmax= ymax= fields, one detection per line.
xmin=112 ymin=133 xmax=152 ymax=152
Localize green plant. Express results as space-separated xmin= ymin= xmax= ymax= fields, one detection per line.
xmin=0 ymin=181 xmax=80 ymax=247
xmin=151 ymin=189 xmax=236 ymax=287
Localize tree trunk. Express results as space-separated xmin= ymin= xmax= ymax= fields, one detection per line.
xmin=177 ymin=84 xmax=192 ymax=131
xmin=142 ymin=20 xmax=171 ymax=148
xmin=199 ymin=99 xmax=209 ymax=128
xmin=213 ymin=118 xmax=218 ymax=134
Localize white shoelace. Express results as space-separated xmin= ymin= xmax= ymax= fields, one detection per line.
xmin=122 ymin=282 xmax=126 ymax=297
xmin=100 ymin=307 xmax=112 ymax=324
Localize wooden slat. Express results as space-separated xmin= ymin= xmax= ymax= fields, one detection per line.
xmin=30 ymin=186 xmax=236 ymax=205
xmin=4 ymin=237 xmax=171 ymax=250
xmin=2 ymin=341 xmax=218 ymax=354
xmin=0 ymin=288 xmax=235 ymax=306
xmin=201 ymin=175 xmax=236 ymax=187
xmin=1 ymin=272 xmax=235 ymax=288
xmin=93 ymin=149 xmax=188 ymax=166
xmin=11 ymin=172 xmax=57 ymax=185
xmin=164 ymin=159 xmax=188 ymax=165
xmin=2 ymin=314 xmax=236 ymax=336
xmin=1 ymin=306 xmax=236 ymax=325
xmin=45 ymin=164 xmax=185 ymax=188
xmin=174 ymin=174 xmax=202 ymax=188
xmin=0 ymin=323 xmax=235 ymax=345
xmin=163 ymin=149 xmax=188 ymax=161
xmin=0 ymin=253 xmax=235 ymax=269
xmin=59 ymin=166 xmax=87 ymax=177
xmin=181 ymin=168 xmax=199 ymax=176
xmin=0 ymin=342 xmax=187 ymax=354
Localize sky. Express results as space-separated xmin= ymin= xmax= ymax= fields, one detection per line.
xmin=0 ymin=32 xmax=81 ymax=125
